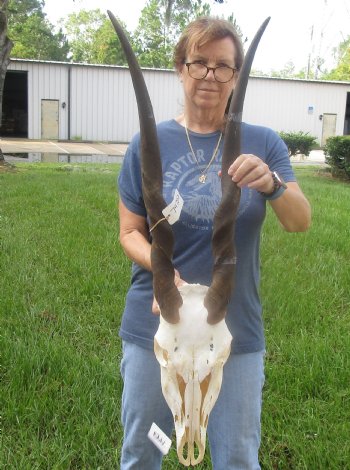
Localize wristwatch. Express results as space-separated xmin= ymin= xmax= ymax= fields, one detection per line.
xmin=259 ymin=171 xmax=287 ymax=200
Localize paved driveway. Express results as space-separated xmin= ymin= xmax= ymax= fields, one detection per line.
xmin=1 ymin=138 xmax=326 ymax=165
xmin=0 ymin=138 xmax=128 ymax=156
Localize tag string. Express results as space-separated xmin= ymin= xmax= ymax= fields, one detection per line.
xmin=149 ymin=216 xmax=168 ymax=233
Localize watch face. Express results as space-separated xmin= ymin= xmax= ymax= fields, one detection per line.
xmin=273 ymin=172 xmax=287 ymax=189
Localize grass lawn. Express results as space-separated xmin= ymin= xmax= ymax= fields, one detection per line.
xmin=1 ymin=163 xmax=349 ymax=469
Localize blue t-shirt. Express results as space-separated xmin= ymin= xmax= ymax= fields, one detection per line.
xmin=118 ymin=119 xmax=295 ymax=353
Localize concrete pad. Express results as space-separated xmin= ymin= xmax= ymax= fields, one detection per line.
xmin=290 ymin=150 xmax=326 ymax=165
xmin=1 ymin=138 xmax=327 ymax=166
xmin=0 ymin=138 xmax=128 ymax=156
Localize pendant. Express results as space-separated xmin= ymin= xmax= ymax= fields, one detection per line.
xmin=199 ymin=174 xmax=206 ymax=183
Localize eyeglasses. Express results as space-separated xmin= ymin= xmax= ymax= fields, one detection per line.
xmin=185 ymin=62 xmax=237 ymax=83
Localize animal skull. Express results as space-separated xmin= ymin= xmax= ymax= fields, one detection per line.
xmin=154 ymin=284 xmax=232 ymax=466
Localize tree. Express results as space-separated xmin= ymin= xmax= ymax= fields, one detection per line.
xmin=325 ymin=36 xmax=350 ymax=81
xmin=134 ymin=0 xmax=211 ymax=68
xmin=226 ymin=12 xmax=247 ymax=45
xmin=250 ymin=61 xmax=320 ymax=80
xmin=271 ymin=62 xmax=297 ymax=79
xmin=8 ymin=0 xmax=69 ymax=61
xmin=165 ymin=0 xmax=211 ymax=36
xmin=133 ymin=0 xmax=172 ymax=68
xmin=90 ymin=17 xmax=130 ymax=65
xmin=0 ymin=0 xmax=13 ymax=131
xmin=62 ymin=9 xmax=130 ymax=65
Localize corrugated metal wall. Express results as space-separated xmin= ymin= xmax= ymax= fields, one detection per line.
xmin=8 ymin=59 xmax=350 ymax=143
xmin=70 ymin=65 xmax=183 ymax=142
xmin=244 ymin=77 xmax=348 ymax=140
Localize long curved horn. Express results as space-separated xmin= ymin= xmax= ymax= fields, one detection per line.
xmin=205 ymin=17 xmax=271 ymax=325
xmin=108 ymin=11 xmax=182 ymax=323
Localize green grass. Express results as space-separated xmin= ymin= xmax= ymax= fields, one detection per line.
xmin=260 ymin=167 xmax=350 ymax=469
xmin=1 ymin=164 xmax=349 ymax=469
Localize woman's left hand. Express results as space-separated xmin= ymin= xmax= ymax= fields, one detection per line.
xmin=226 ymin=154 xmax=311 ymax=232
xmin=152 ymin=269 xmax=186 ymax=315
xmin=227 ymin=154 xmax=274 ymax=194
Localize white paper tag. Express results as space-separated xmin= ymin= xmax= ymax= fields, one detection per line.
xmin=162 ymin=189 xmax=183 ymax=225
xmin=147 ymin=422 xmax=172 ymax=455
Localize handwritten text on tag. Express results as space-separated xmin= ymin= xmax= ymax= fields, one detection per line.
xmin=162 ymin=189 xmax=183 ymax=225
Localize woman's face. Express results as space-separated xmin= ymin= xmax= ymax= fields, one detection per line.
xmin=179 ymin=37 xmax=237 ymax=115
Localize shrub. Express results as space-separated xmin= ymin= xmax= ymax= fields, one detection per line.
xmin=278 ymin=131 xmax=317 ymax=158
xmin=324 ymin=136 xmax=350 ymax=179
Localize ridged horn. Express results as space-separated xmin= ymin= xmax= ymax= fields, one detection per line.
xmin=108 ymin=10 xmax=182 ymax=323
xmin=205 ymin=17 xmax=271 ymax=325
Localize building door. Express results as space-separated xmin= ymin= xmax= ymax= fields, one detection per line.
xmin=321 ymin=113 xmax=337 ymax=147
xmin=41 ymin=99 xmax=59 ymax=139
xmin=0 ymin=71 xmax=28 ymax=138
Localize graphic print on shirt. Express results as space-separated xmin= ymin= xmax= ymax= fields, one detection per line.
xmin=163 ymin=148 xmax=252 ymax=231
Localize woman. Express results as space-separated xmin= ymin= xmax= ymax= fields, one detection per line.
xmin=118 ymin=17 xmax=311 ymax=470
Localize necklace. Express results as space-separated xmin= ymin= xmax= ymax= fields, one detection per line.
xmin=184 ymin=118 xmax=223 ymax=184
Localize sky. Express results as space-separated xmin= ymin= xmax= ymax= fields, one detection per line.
xmin=43 ymin=0 xmax=350 ymax=73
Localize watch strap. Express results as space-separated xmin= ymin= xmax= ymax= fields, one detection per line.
xmin=259 ymin=171 xmax=287 ymax=200
xmin=260 ymin=184 xmax=286 ymax=200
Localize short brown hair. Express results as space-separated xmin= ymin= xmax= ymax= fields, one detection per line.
xmin=174 ymin=17 xmax=244 ymax=72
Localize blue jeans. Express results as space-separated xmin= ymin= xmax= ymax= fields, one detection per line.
xmin=120 ymin=340 xmax=265 ymax=470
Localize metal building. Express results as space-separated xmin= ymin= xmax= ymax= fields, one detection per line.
xmin=2 ymin=58 xmax=350 ymax=145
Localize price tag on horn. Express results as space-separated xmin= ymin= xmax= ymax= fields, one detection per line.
xmin=162 ymin=189 xmax=184 ymax=225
